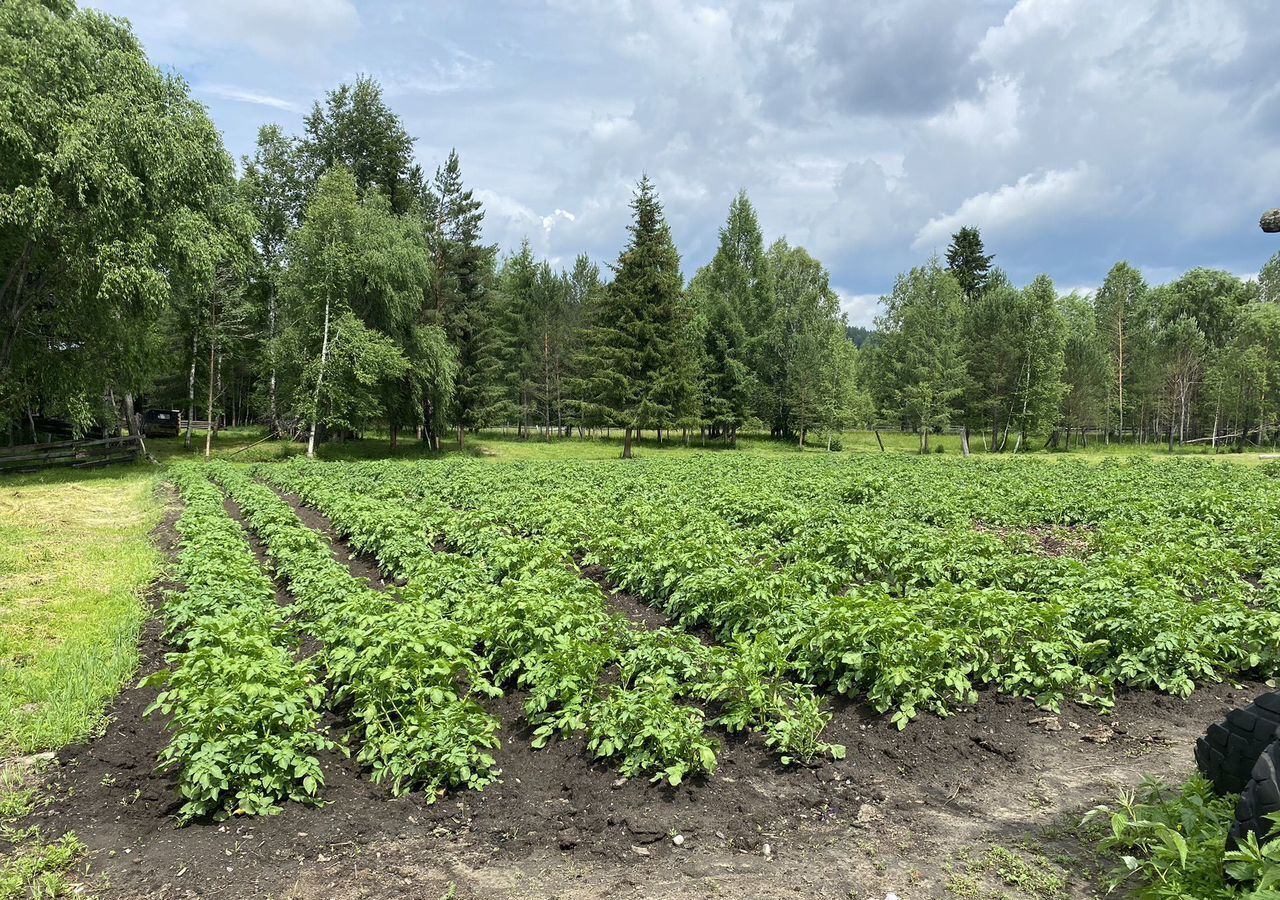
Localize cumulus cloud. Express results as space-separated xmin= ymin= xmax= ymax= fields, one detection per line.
xmin=88 ymin=0 xmax=1280 ymax=296
xmin=913 ymin=164 xmax=1103 ymax=251
xmin=835 ymin=291 xmax=883 ymax=329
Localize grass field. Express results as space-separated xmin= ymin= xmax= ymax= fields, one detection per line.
xmin=0 ymin=469 xmax=162 ymax=755
xmin=146 ymin=424 xmax=1275 ymax=466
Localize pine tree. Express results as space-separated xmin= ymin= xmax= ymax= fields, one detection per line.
xmin=590 ymin=176 xmax=692 ymax=458
xmin=945 ymin=226 xmax=995 ymax=302
xmin=565 ymin=255 xmax=611 ymax=432
xmin=480 ymin=242 xmax=537 ymax=432
xmin=689 ymin=273 xmax=752 ymax=443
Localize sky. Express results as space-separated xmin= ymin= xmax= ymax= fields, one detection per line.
xmin=86 ymin=0 xmax=1280 ymax=327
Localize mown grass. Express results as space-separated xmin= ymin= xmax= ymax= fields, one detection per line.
xmin=0 ymin=468 xmax=163 ymax=755
xmin=147 ymin=424 xmax=1274 ymax=465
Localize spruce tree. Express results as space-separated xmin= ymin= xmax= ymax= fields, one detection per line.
xmin=945 ymin=226 xmax=995 ymax=302
xmin=688 ymin=191 xmax=776 ymax=443
xmin=590 ymin=176 xmax=691 ymax=458
xmin=420 ymin=150 xmax=496 ymax=448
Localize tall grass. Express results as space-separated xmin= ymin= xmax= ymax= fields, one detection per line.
xmin=0 ymin=468 xmax=161 ymax=754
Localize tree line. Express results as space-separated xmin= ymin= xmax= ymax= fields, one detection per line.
xmin=4 ymin=0 xmax=1280 ymax=457
xmin=869 ymin=227 xmax=1280 ymax=452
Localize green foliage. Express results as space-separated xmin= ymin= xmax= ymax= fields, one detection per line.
xmin=300 ymin=75 xmax=417 ymax=213
xmin=874 ymin=258 xmax=968 ymax=449
xmin=945 ymin=226 xmax=995 ymax=301
xmin=0 ymin=0 xmax=238 ymax=430
xmin=0 ymin=828 xmax=84 ymax=900
xmin=586 ymin=176 xmax=698 ymax=453
xmin=152 ymin=466 xmax=333 ymax=822
xmin=323 ymin=453 xmax=1280 ymax=729
xmin=210 ymin=463 xmax=502 ymax=798
xmin=1089 ymin=776 xmax=1280 ymax=898
xmin=421 ymin=149 xmax=496 ymax=442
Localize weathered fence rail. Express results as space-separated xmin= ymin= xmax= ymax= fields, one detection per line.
xmin=0 ymin=435 xmax=143 ymax=474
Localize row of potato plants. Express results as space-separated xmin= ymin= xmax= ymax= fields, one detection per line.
xmin=147 ymin=465 xmax=332 ymax=821
xmin=207 ymin=462 xmax=502 ymax=797
xmin=364 ymin=456 xmax=1280 ymax=727
xmin=262 ymin=460 xmax=844 ymax=780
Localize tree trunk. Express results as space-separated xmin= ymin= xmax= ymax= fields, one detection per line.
xmin=875 ymin=430 xmax=885 ymax=452
xmin=204 ymin=328 xmax=216 ymax=460
xmin=961 ymin=426 xmax=971 ymax=457
xmin=268 ymin=288 xmax=280 ymax=437
xmin=457 ymin=425 xmax=466 ymax=450
xmin=307 ymin=296 xmax=331 ymax=460
xmin=123 ymin=392 xmax=138 ymax=437
xmin=186 ymin=332 xmax=196 ymax=449
xmin=622 ymin=427 xmax=633 ymax=459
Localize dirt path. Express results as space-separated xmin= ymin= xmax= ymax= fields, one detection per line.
xmin=22 ymin=489 xmax=1262 ymax=899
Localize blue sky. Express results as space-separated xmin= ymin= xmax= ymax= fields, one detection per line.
xmin=87 ymin=0 xmax=1280 ymax=326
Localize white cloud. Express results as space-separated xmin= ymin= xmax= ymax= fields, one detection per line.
xmin=382 ymin=49 xmax=493 ymax=96
xmin=475 ymin=190 xmax=579 ymax=258
xmin=190 ymin=0 xmax=359 ymax=57
xmin=589 ymin=114 xmax=640 ymax=143
xmin=913 ymin=164 xmax=1101 ymax=250
xmin=87 ymin=0 xmax=1280 ymax=297
xmin=929 ymin=76 xmax=1021 ymax=147
xmin=835 ymin=290 xmax=884 ymax=328
xmin=197 ymin=84 xmax=299 ymax=112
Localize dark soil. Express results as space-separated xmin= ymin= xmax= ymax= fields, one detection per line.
xmin=576 ymin=558 xmax=677 ymax=634
xmin=975 ymin=521 xmax=1096 ymax=558
xmin=22 ymin=491 xmax=1269 ymax=899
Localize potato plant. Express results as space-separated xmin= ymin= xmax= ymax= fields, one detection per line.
xmin=262 ymin=459 xmax=845 ymax=780
xmin=343 ymin=454 xmax=1280 ymax=727
xmin=149 ymin=466 xmax=332 ymax=822
xmin=209 ymin=463 xmax=502 ymax=798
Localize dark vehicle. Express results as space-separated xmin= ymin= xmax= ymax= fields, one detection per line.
xmin=141 ymin=409 xmax=181 ymax=438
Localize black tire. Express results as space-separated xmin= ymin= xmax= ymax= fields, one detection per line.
xmin=1229 ymin=739 xmax=1280 ymax=850
xmin=1195 ymin=691 xmax=1280 ymax=795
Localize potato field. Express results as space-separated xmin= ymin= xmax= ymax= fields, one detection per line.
xmin=15 ymin=455 xmax=1280 ymax=899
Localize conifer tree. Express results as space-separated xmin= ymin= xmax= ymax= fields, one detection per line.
xmin=703 ymin=192 xmax=773 ymax=423
xmin=945 ymin=226 xmax=995 ymax=302
xmin=420 ymin=150 xmax=496 ymax=448
xmin=589 ymin=176 xmax=691 ymax=458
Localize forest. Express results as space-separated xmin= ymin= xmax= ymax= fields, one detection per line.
xmin=4 ymin=0 xmax=1280 ymax=458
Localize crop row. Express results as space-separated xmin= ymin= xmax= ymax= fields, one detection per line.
xmin=324 ymin=457 xmax=1280 ymax=726
xmin=147 ymin=465 xmax=331 ymax=821
xmin=206 ymin=462 xmax=501 ymax=797
xmin=262 ymin=460 xmax=844 ymax=780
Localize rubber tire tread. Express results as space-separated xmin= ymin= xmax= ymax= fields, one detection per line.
xmin=1195 ymin=691 xmax=1280 ymax=796
xmin=1229 ymin=739 xmax=1280 ymax=850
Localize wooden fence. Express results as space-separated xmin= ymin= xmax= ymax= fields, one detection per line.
xmin=0 ymin=435 xmax=144 ymax=474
